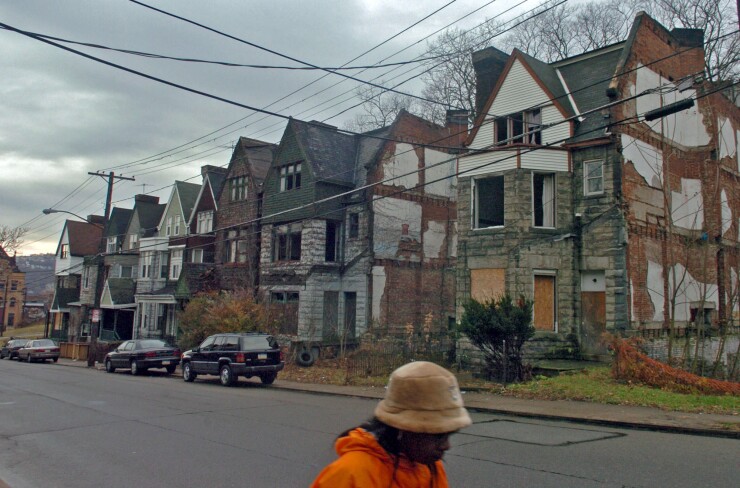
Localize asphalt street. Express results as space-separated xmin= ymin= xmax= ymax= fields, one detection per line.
xmin=0 ymin=359 xmax=737 ymax=487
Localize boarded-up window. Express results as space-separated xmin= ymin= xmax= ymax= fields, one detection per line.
xmin=534 ymin=275 xmax=556 ymax=331
xmin=470 ymin=268 xmax=505 ymax=302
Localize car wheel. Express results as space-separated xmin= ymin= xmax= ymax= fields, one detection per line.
xmin=182 ymin=362 xmax=196 ymax=382
xmin=219 ymin=364 xmax=236 ymax=387
xmin=105 ymin=359 xmax=116 ymax=373
xmin=130 ymin=360 xmax=140 ymax=375
xmin=260 ymin=372 xmax=277 ymax=385
xmin=53 ymin=357 xmax=58 ymax=363
xmin=165 ymin=364 xmax=177 ymax=374
xmin=27 ymin=355 xmax=33 ymax=363
xmin=0 ymin=352 xmax=5 ymax=359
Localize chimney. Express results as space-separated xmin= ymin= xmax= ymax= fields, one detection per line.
xmin=445 ymin=109 xmax=469 ymax=148
xmin=87 ymin=215 xmax=106 ymax=227
xmin=472 ymin=47 xmax=510 ymax=118
xmin=134 ymin=194 xmax=160 ymax=204
xmin=200 ymin=165 xmax=224 ymax=178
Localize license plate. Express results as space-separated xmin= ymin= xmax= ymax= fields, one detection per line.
xmin=258 ymin=353 xmax=267 ymax=360
xmin=163 ymin=361 xmax=172 ymax=365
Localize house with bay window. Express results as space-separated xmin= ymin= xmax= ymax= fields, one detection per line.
xmin=458 ymin=13 xmax=740 ymax=359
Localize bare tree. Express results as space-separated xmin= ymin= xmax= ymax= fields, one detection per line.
xmin=646 ymin=0 xmax=739 ymax=82
xmin=343 ymin=84 xmax=416 ymax=133
xmin=0 ymin=225 xmax=27 ymax=254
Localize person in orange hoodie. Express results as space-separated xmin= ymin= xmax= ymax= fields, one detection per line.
xmin=311 ymin=361 xmax=472 ymax=488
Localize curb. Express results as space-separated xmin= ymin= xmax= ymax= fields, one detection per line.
xmin=55 ymin=359 xmax=740 ymax=439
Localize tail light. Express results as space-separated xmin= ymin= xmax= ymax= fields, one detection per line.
xmin=279 ymin=350 xmax=284 ymax=361
xmin=236 ymin=352 xmax=246 ymax=363
xmin=51 ymin=348 xmax=59 ymax=352
xmin=145 ymin=351 xmax=156 ymax=358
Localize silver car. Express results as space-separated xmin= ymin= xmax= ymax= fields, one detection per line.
xmin=18 ymin=339 xmax=60 ymax=363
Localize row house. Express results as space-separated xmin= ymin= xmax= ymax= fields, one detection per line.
xmin=48 ymin=216 xmax=105 ymax=341
xmin=259 ymin=111 xmax=464 ymax=347
xmin=0 ymin=245 xmax=25 ymax=331
xmin=457 ymin=12 xmax=739 ymax=359
xmin=134 ymin=181 xmax=200 ymax=342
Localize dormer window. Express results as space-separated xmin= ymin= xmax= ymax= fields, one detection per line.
xmin=197 ymin=210 xmax=214 ymax=234
xmin=279 ymin=162 xmax=302 ymax=191
xmin=495 ymin=108 xmax=541 ymax=146
xmin=174 ymin=216 xmax=181 ymax=236
xmin=60 ymin=244 xmax=68 ymax=259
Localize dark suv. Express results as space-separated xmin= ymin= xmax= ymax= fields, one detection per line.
xmin=1 ymin=339 xmax=30 ymax=360
xmin=181 ymin=333 xmax=284 ymax=387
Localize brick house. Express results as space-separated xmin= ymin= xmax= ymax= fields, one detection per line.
xmin=0 ymin=245 xmax=25 ymax=331
xmin=259 ymin=111 xmax=464 ymax=349
xmin=457 ymin=12 xmax=739 ymax=359
xmin=214 ymin=138 xmax=276 ymax=292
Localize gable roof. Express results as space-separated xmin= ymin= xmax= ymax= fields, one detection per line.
xmin=106 ymin=207 xmax=134 ymax=239
xmin=101 ymin=278 xmax=136 ymax=307
xmin=175 ymin=181 xmax=202 ymax=222
xmin=554 ymin=43 xmax=625 ymax=142
xmin=134 ymin=200 xmax=166 ymax=238
xmin=232 ymin=137 xmax=275 ymax=189
xmin=289 ymin=119 xmax=358 ymax=186
xmin=59 ymin=220 xmax=104 ymax=257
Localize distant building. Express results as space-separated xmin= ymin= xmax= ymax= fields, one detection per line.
xmin=0 ymin=245 xmax=25 ymax=331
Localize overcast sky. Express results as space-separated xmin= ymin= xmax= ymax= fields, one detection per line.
xmin=0 ymin=0 xmax=523 ymax=255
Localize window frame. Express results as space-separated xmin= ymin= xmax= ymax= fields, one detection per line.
xmin=279 ymin=162 xmax=302 ymax=192
xmin=272 ymin=224 xmax=302 ymax=262
xmin=472 ymin=175 xmax=505 ymax=229
xmin=583 ymin=159 xmax=604 ymax=196
xmin=494 ymin=109 xmax=542 ymax=146
xmin=325 ymin=221 xmax=341 ymax=262
xmin=229 ymin=176 xmax=248 ymax=202
xmin=532 ymin=173 xmax=556 ymax=228
xmin=196 ymin=210 xmax=214 ymax=234
xmin=348 ymin=213 xmax=359 ymax=239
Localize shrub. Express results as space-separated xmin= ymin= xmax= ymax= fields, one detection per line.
xmin=610 ymin=336 xmax=740 ymax=396
xmin=177 ymin=289 xmax=272 ymax=350
xmin=459 ymin=294 xmax=534 ymax=382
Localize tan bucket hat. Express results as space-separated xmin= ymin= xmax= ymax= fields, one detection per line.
xmin=374 ymin=361 xmax=472 ymax=434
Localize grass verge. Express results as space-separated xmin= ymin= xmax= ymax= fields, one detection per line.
xmin=281 ymin=361 xmax=738 ymax=416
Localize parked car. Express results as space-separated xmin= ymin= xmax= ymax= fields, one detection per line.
xmin=104 ymin=339 xmax=181 ymax=375
xmin=1 ymin=339 xmax=31 ymax=360
xmin=17 ymin=339 xmax=60 ymax=363
xmin=181 ymin=333 xmax=284 ymax=386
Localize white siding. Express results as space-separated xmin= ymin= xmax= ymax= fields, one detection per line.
xmin=469 ymin=60 xmax=568 ymax=150
xmin=520 ymin=149 xmax=569 ymax=172
xmin=458 ymin=150 xmax=518 ymax=178
xmin=541 ymin=105 xmax=570 ymax=144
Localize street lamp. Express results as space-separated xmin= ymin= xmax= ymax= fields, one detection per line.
xmin=42 ymin=208 xmax=104 ymax=228
xmin=42 ymin=207 xmax=106 ymax=367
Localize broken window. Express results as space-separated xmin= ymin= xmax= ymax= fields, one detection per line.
xmin=279 ymin=162 xmax=302 ymax=191
xmin=225 ymin=229 xmax=249 ymax=263
xmin=584 ymin=160 xmax=604 ymax=195
xmin=533 ymin=173 xmax=555 ymax=228
xmin=273 ymin=223 xmax=302 ymax=262
xmin=474 ymin=175 xmax=504 ymax=228
xmin=494 ymin=109 xmax=541 ymax=145
xmin=325 ymin=221 xmax=340 ymax=262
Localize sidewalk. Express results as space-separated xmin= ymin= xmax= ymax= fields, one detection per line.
xmin=57 ymin=358 xmax=740 ymax=438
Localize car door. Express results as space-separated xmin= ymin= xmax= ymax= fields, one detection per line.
xmin=207 ymin=336 xmax=227 ymax=374
xmin=191 ymin=336 xmax=215 ymax=374
xmin=110 ymin=341 xmax=128 ymax=368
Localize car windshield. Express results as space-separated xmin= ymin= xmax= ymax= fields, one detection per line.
xmin=137 ymin=340 xmax=170 ymax=349
xmin=32 ymin=340 xmax=56 ymax=347
xmin=241 ymin=336 xmax=276 ymax=350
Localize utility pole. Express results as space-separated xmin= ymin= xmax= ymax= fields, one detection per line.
xmin=86 ymin=171 xmax=134 ymax=367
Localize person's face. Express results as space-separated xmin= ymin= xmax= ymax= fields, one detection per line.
xmin=399 ymin=431 xmax=453 ymax=464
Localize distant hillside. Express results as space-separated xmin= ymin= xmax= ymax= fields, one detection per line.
xmin=17 ymin=254 xmax=55 ymax=296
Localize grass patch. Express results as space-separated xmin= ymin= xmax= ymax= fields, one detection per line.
xmin=503 ymin=366 xmax=739 ymax=415
xmin=282 ymin=361 xmax=738 ymax=415
xmin=1 ymin=323 xmax=46 ymax=341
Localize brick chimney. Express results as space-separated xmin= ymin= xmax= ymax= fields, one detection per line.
xmin=444 ymin=109 xmax=469 ymax=149
xmin=134 ymin=194 xmax=160 ymax=204
xmin=472 ymin=46 xmax=510 ymax=118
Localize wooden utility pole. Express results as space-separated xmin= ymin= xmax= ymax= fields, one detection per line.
xmin=86 ymin=171 xmax=135 ymax=367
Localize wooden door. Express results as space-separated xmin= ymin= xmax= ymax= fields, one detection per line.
xmin=344 ymin=292 xmax=357 ymax=340
xmin=581 ymin=292 xmax=606 ymax=354
xmin=534 ymin=275 xmax=555 ymax=331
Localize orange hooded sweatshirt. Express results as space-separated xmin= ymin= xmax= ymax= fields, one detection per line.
xmin=310 ymin=428 xmax=449 ymax=488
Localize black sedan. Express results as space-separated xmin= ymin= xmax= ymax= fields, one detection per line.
xmin=104 ymin=339 xmax=181 ymax=375
xmin=17 ymin=339 xmax=60 ymax=363
xmin=1 ymin=339 xmax=31 ymax=360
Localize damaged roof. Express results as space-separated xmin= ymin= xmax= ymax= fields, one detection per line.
xmin=290 ymin=119 xmax=358 ymax=186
